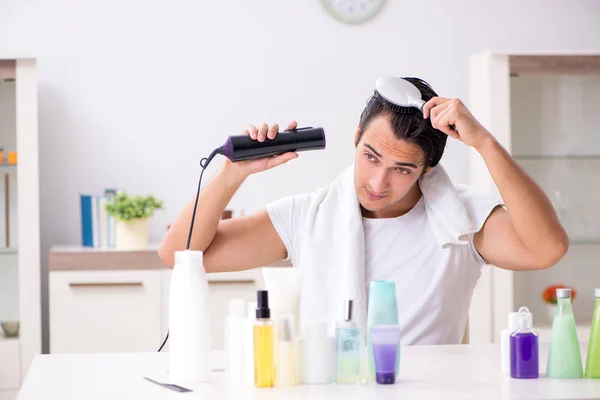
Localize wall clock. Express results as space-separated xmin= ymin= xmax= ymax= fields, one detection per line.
xmin=321 ymin=0 xmax=385 ymax=24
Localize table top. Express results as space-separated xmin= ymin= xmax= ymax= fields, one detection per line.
xmin=16 ymin=343 xmax=600 ymax=400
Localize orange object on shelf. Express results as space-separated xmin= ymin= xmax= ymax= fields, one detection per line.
xmin=7 ymin=152 xmax=17 ymax=164
xmin=0 ymin=150 xmax=3 ymax=163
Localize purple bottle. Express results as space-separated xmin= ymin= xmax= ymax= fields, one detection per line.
xmin=510 ymin=307 xmax=539 ymax=379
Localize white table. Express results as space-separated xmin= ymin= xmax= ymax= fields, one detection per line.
xmin=15 ymin=343 xmax=600 ymax=399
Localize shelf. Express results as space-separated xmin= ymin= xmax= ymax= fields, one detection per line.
xmin=0 ymin=248 xmax=18 ymax=255
xmin=515 ymin=155 xmax=600 ymax=161
xmin=0 ymin=163 xmax=17 ymax=167
xmin=570 ymin=240 xmax=600 ymax=246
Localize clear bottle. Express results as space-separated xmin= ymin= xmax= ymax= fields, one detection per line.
xmin=546 ymin=288 xmax=583 ymax=379
xmin=509 ymin=307 xmax=539 ymax=379
xmin=585 ymin=289 xmax=600 ymax=378
xmin=335 ymin=300 xmax=362 ymax=384
xmin=254 ymin=290 xmax=275 ymax=388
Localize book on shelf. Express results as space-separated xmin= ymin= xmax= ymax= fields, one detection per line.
xmin=80 ymin=189 xmax=117 ymax=248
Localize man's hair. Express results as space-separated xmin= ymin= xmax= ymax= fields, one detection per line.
xmin=355 ymin=77 xmax=448 ymax=169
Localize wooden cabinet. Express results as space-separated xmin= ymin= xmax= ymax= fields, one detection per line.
xmin=48 ymin=246 xmax=273 ymax=354
xmin=49 ymin=270 xmax=163 ymax=354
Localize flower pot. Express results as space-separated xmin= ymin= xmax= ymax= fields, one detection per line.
xmin=115 ymin=218 xmax=149 ymax=250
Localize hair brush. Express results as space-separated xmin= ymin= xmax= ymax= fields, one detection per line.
xmin=374 ymin=76 xmax=457 ymax=131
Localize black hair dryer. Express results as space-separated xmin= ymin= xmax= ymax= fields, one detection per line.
xmin=216 ymin=127 xmax=326 ymax=162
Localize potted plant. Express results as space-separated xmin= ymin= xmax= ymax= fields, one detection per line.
xmin=105 ymin=192 xmax=164 ymax=250
xmin=542 ymin=284 xmax=577 ymax=321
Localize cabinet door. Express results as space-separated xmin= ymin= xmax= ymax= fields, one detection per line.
xmin=49 ymin=270 xmax=162 ymax=354
xmin=0 ymin=339 xmax=19 ymax=390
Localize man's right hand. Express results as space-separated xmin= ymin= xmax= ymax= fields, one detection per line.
xmin=224 ymin=120 xmax=299 ymax=177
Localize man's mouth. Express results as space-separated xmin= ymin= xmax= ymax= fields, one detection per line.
xmin=366 ymin=188 xmax=386 ymax=201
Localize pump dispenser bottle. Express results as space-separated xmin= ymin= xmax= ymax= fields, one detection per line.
xmin=335 ymin=300 xmax=362 ymax=384
xmin=254 ymin=290 xmax=275 ymax=387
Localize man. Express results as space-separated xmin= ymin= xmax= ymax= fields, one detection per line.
xmin=158 ymin=77 xmax=569 ymax=345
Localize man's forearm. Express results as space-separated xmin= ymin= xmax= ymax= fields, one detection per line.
xmin=476 ymin=133 xmax=568 ymax=252
xmin=158 ymin=165 xmax=246 ymax=266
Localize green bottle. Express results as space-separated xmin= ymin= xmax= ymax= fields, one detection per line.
xmin=546 ymin=288 xmax=583 ymax=379
xmin=585 ymin=289 xmax=600 ymax=378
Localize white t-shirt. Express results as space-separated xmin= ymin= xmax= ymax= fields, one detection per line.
xmin=267 ymin=191 xmax=490 ymax=346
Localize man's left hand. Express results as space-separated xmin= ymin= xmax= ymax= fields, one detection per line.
xmin=423 ymin=97 xmax=491 ymax=150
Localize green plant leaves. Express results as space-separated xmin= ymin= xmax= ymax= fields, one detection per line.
xmin=104 ymin=192 xmax=164 ymax=221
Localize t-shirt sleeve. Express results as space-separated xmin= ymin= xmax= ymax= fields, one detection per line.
xmin=265 ymin=192 xmax=313 ymax=264
xmin=456 ymin=184 xmax=505 ymax=266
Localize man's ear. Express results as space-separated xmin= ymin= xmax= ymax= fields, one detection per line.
xmin=354 ymin=125 xmax=361 ymax=148
xmin=421 ymin=166 xmax=433 ymax=176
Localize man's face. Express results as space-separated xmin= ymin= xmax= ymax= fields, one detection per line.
xmin=354 ymin=114 xmax=428 ymax=217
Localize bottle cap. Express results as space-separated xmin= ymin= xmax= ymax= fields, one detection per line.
xmin=508 ymin=312 xmax=521 ymax=330
xmin=518 ymin=314 xmax=532 ymax=330
xmin=556 ymin=288 xmax=571 ymax=298
xmin=228 ymin=298 xmax=246 ymax=318
xmin=344 ymin=300 xmax=354 ymax=321
xmin=256 ymin=290 xmax=271 ymax=319
xmin=595 ymin=288 xmax=600 ymax=298
xmin=516 ymin=306 xmax=533 ymax=329
xmin=247 ymin=301 xmax=257 ymax=320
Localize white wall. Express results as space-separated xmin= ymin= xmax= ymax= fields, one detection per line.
xmin=0 ymin=0 xmax=599 ymax=351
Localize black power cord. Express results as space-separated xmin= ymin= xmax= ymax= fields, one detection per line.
xmin=157 ymin=148 xmax=222 ymax=352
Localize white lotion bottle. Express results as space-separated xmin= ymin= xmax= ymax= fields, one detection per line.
xmin=296 ymin=321 xmax=334 ymax=384
xmin=168 ymin=250 xmax=211 ymax=382
xmin=276 ymin=316 xmax=297 ymax=387
xmin=243 ymin=301 xmax=257 ymax=385
xmin=501 ymin=311 xmax=522 ymax=375
xmin=225 ymin=299 xmax=246 ymax=383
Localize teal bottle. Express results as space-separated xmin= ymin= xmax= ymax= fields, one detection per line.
xmin=366 ymin=280 xmax=399 ymax=380
xmin=546 ymin=288 xmax=583 ymax=378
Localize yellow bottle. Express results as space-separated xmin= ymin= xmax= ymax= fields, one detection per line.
xmin=254 ymin=290 xmax=275 ymax=388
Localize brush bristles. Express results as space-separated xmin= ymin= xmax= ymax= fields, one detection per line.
xmin=374 ymin=91 xmax=419 ymax=114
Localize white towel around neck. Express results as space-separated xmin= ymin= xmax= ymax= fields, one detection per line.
xmin=294 ymin=162 xmax=503 ymax=336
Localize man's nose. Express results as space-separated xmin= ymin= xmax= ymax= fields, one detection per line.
xmin=370 ymin=169 xmax=389 ymax=193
